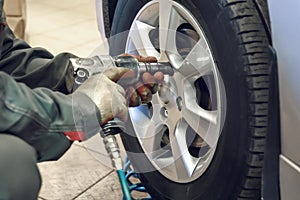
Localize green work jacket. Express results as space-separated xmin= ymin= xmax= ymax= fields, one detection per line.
xmin=0 ymin=1 xmax=101 ymax=162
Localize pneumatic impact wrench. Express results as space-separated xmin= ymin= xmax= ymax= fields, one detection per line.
xmin=71 ymin=55 xmax=174 ymax=199
xmin=72 ymin=55 xmax=174 ymax=90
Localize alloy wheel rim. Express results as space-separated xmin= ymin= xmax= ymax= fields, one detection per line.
xmin=126 ymin=0 xmax=226 ymax=183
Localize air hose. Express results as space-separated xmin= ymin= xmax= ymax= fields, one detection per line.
xmin=101 ymin=120 xmax=151 ymax=200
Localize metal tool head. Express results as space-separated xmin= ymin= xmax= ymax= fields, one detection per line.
xmin=139 ymin=62 xmax=174 ymax=75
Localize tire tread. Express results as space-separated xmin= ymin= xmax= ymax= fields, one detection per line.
xmin=224 ymin=0 xmax=270 ymax=198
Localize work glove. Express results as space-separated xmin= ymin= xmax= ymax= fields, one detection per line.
xmin=69 ymin=54 xmax=164 ymax=141
xmin=74 ymin=53 xmax=164 ymax=123
xmin=75 ymin=73 xmax=128 ymax=125
xmin=103 ymin=54 xmax=164 ymax=107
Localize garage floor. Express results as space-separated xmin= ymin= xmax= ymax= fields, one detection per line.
xmin=26 ymin=0 xmax=126 ymax=199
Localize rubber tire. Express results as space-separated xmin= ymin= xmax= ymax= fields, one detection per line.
xmin=110 ymin=0 xmax=271 ymax=199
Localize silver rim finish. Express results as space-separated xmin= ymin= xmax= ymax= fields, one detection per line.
xmin=126 ymin=0 xmax=226 ymax=183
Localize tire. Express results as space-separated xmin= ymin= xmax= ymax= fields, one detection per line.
xmin=110 ymin=0 xmax=271 ymax=199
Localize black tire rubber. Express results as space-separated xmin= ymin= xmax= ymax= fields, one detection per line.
xmin=110 ymin=0 xmax=271 ymax=199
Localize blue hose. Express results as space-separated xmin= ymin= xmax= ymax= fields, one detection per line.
xmin=117 ymin=170 xmax=132 ymax=200
xmin=118 ymin=157 xmax=152 ymax=200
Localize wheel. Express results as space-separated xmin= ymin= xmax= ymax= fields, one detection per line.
xmin=109 ymin=0 xmax=271 ymax=199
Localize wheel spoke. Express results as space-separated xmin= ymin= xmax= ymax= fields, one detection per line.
xmin=140 ymin=120 xmax=166 ymax=159
xmin=159 ymin=0 xmax=172 ymax=55
xmin=151 ymin=93 xmax=166 ymax=123
xmin=182 ymin=108 xmax=218 ymax=147
xmin=169 ymin=120 xmax=199 ymax=178
xmin=159 ymin=1 xmax=185 ymax=62
xmin=130 ymin=94 xmax=167 ymax=158
xmin=127 ymin=20 xmax=160 ymax=58
xmin=181 ymin=80 xmax=219 ymax=147
xmin=177 ymin=39 xmax=213 ymax=79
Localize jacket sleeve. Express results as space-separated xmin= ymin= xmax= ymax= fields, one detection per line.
xmin=0 ymin=72 xmax=101 ymax=161
xmin=0 ymin=23 xmax=76 ymax=94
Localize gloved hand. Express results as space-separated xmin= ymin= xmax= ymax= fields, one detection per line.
xmin=75 ymin=73 xmax=128 ymax=125
xmin=73 ymin=54 xmax=164 ymax=125
xmin=103 ymin=54 xmax=164 ymax=107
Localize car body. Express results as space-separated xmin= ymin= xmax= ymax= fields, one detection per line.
xmin=268 ymin=0 xmax=300 ymax=199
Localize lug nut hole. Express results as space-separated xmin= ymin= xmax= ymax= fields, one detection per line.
xmin=160 ymin=107 xmax=168 ymax=118
xmin=176 ymin=96 xmax=183 ymax=111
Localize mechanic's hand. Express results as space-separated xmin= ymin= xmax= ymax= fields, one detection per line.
xmin=104 ymin=54 xmax=164 ymax=107
xmin=75 ymin=73 xmax=128 ymax=125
